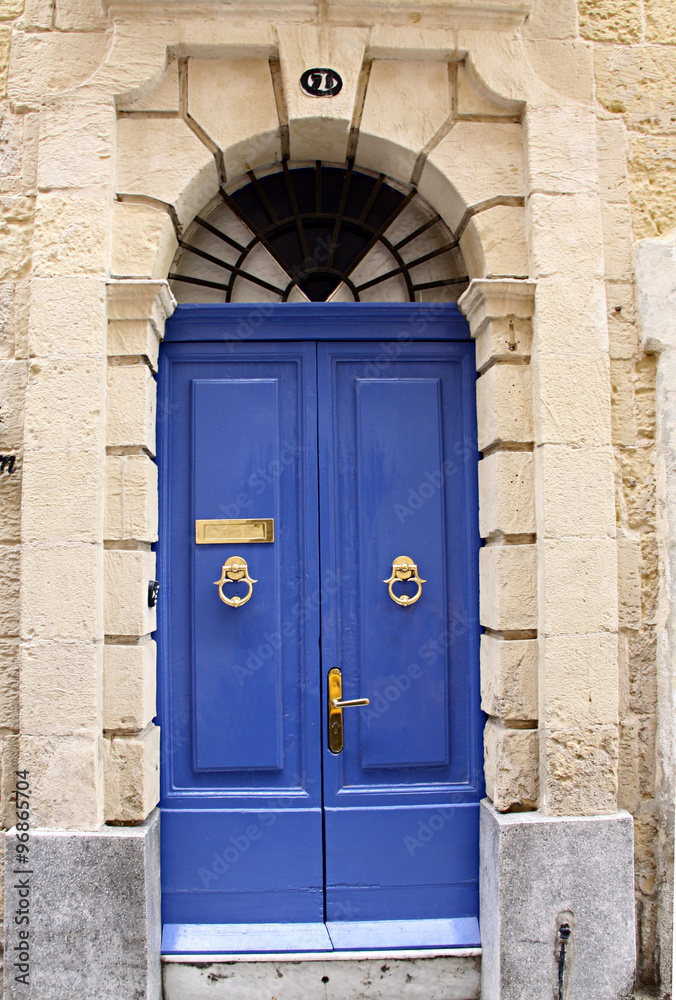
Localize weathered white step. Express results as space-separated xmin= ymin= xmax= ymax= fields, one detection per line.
xmin=162 ymin=953 xmax=481 ymax=1000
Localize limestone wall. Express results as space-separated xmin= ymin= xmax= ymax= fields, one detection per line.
xmin=576 ymin=1 xmax=674 ymax=987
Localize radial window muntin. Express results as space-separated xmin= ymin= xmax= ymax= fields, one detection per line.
xmin=169 ymin=160 xmax=470 ymax=304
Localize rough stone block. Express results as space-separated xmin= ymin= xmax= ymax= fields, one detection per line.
xmin=629 ymin=134 xmax=676 ymax=241
xmin=628 ymin=629 xmax=658 ymax=718
xmin=33 ymin=191 xmax=109 ymax=277
xmin=21 ymin=447 xmax=102 ymax=543
xmin=0 ymin=282 xmax=16 ymax=359
xmin=24 ymin=357 xmax=104 ymax=450
xmin=37 ymin=100 xmax=113 ymax=191
xmin=476 ymin=363 xmax=533 ymax=451
xmin=0 ymin=452 xmax=20 ymax=541
xmin=478 ymin=450 xmax=535 ymax=538
xmin=104 ymin=548 xmax=156 ymax=637
xmin=606 ymin=283 xmax=638 ymax=360
xmin=422 ymin=122 xmax=524 ymax=233
xmin=0 ymin=0 xmax=24 ymax=19
xmin=54 ymin=0 xmax=108 ymax=30
xmin=535 ymin=444 xmax=616 ymax=539
xmin=187 ymin=57 xmax=281 ymax=179
xmin=617 ymin=537 xmax=641 ymax=627
xmin=595 ymin=45 xmax=676 ymax=136
xmin=533 ymin=278 xmax=609 ymax=356
xmin=596 ymin=118 xmax=630 ymax=205
xmin=533 ymin=354 xmax=612 ymax=446
xmin=4 ymin=811 xmax=161 ymax=999
xmin=526 ymin=106 xmax=598 ymax=195
xmin=459 ymin=204 xmax=528 ymax=280
xmin=480 ymin=802 xmax=635 ymax=1000
xmin=618 ymin=718 xmax=639 ymax=813
xmin=360 ymin=59 xmax=452 ymax=181
xmin=579 ymin=0 xmax=642 ymax=41
xmin=542 ymin=725 xmax=619 ymax=816
xmin=104 ymin=725 xmax=160 ymax=823
xmin=106 ymin=363 xmax=156 ymax=453
xmin=528 ymin=193 xmax=605 ymax=280
xmin=28 ymin=276 xmax=106 ymax=357
xmin=542 ymin=634 xmax=619 ymax=729
xmin=16 ymin=733 xmax=102 ymax=828
xmin=21 ymin=544 xmax=102 ymax=642
xmin=20 ymin=640 xmax=100 ymax=736
xmin=0 ymin=195 xmax=33 ymax=281
xmin=484 ymin=721 xmax=538 ymax=812
xmin=111 ymin=201 xmax=177 ymax=281
xmin=619 ymin=446 xmax=655 ymax=530
xmin=480 ymin=634 xmax=538 ymax=722
xmin=105 ymin=454 xmax=158 ymax=543
xmin=479 ymin=544 xmax=537 ymax=632
xmin=521 ymin=40 xmax=594 ymax=104
xmin=522 ymin=0 xmax=578 ymax=40
xmin=541 ymin=539 xmax=618 ymax=635
xmin=0 ymin=359 xmax=27 ymax=449
xmin=602 ymin=201 xmax=635 ymax=282
xmin=104 ymin=641 xmax=156 ymax=731
xmin=610 ymin=359 xmax=636 ymax=447
xmin=646 ymin=0 xmax=676 ymax=41
xmin=0 ymin=638 xmax=18 ymax=730
xmin=116 ymin=118 xmax=218 ymax=227
xmin=0 ymin=544 xmax=19 ymax=636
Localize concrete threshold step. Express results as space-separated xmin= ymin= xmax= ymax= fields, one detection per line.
xmin=162 ymin=952 xmax=481 ymax=1000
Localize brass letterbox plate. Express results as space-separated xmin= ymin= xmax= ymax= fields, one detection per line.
xmin=195 ymin=518 xmax=274 ymax=544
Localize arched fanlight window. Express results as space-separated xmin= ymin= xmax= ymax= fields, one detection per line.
xmin=169 ymin=161 xmax=469 ymax=304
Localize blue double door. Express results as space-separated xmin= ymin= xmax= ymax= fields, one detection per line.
xmin=158 ymin=314 xmax=482 ymax=946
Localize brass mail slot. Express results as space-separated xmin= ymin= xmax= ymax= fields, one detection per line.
xmin=195 ymin=518 xmax=274 ymax=544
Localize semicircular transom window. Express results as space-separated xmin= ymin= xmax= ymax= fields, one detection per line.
xmin=169 ymin=161 xmax=469 ymax=304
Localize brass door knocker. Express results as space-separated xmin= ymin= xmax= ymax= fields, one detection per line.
xmin=214 ymin=556 xmax=258 ymax=608
xmin=384 ymin=556 xmax=426 ymax=607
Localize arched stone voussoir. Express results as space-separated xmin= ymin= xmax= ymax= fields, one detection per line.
xmin=419 ymin=120 xmax=524 ymax=234
xmin=115 ymin=117 xmax=219 ymax=230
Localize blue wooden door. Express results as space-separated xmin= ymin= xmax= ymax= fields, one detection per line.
xmin=159 ymin=342 xmax=324 ymax=926
xmin=158 ymin=306 xmax=482 ymax=951
xmin=318 ymin=342 xmax=481 ymax=934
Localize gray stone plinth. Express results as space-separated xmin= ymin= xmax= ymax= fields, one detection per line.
xmin=3 ymin=809 xmax=161 ymax=1000
xmin=163 ymin=954 xmax=481 ymax=1000
xmin=480 ymin=800 xmax=635 ymax=1000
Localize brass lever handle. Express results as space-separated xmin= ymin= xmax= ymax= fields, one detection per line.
xmin=328 ymin=668 xmax=369 ymax=754
xmin=213 ymin=556 xmax=258 ymax=608
xmin=384 ymin=555 xmax=427 ymax=607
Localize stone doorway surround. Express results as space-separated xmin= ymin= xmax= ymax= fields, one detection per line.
xmin=2 ymin=2 xmax=641 ymax=998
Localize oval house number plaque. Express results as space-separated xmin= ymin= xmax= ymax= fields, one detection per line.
xmin=300 ymin=68 xmax=343 ymax=97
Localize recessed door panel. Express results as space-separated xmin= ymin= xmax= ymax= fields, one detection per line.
xmin=356 ymin=377 xmax=449 ymax=769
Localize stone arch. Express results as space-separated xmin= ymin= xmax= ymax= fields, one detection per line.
xmin=110 ymin=48 xmax=528 ymax=289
